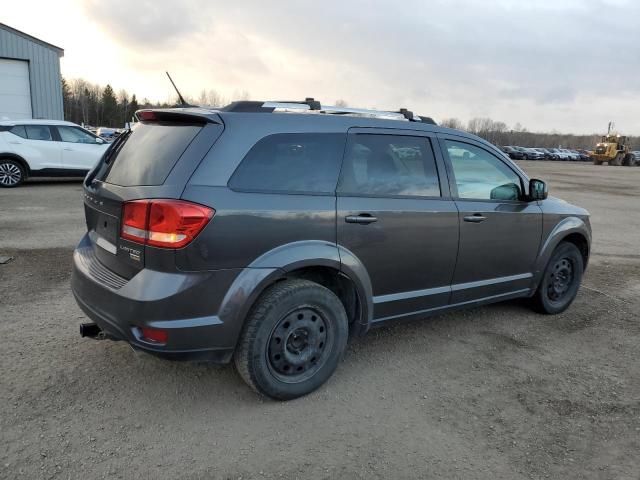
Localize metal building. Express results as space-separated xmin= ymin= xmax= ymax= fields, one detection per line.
xmin=0 ymin=23 xmax=64 ymax=120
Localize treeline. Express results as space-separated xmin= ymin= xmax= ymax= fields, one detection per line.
xmin=61 ymin=77 xmax=239 ymax=128
xmin=61 ymin=77 xmax=637 ymax=149
xmin=441 ymin=117 xmax=639 ymax=150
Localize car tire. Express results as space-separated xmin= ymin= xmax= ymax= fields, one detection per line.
xmin=531 ymin=242 xmax=584 ymax=315
xmin=0 ymin=159 xmax=26 ymax=188
xmin=234 ymin=279 xmax=349 ymax=400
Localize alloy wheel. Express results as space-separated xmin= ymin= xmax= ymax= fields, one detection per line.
xmin=0 ymin=162 xmax=23 ymax=186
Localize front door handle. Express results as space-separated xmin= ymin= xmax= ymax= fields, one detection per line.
xmin=345 ymin=214 xmax=378 ymax=225
xmin=463 ymin=214 xmax=487 ymax=223
xmin=63 ymin=147 xmax=74 ymax=151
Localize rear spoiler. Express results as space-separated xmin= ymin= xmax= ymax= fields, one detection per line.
xmin=135 ymin=108 xmax=221 ymax=124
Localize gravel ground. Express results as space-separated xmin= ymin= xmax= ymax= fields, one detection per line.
xmin=1 ymin=163 xmax=639 ymax=480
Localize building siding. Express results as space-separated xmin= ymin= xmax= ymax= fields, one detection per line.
xmin=0 ymin=26 xmax=64 ymax=120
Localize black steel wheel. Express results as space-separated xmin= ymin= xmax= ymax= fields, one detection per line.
xmin=267 ymin=307 xmax=332 ymax=383
xmin=546 ymin=257 xmax=574 ymax=303
xmin=532 ymin=242 xmax=584 ymax=314
xmin=235 ymin=279 xmax=348 ymax=400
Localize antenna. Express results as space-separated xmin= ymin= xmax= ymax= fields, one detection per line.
xmin=165 ymin=71 xmax=190 ymax=107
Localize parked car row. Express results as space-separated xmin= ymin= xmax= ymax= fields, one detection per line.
xmin=83 ymin=125 xmax=127 ymax=142
xmin=501 ymin=145 xmax=591 ymax=161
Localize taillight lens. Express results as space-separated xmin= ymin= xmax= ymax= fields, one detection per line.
xmin=121 ymin=199 xmax=214 ymax=249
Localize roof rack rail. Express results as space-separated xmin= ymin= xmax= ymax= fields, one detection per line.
xmin=218 ymin=99 xmax=437 ymax=125
xmin=223 ymin=98 xmax=321 ymax=113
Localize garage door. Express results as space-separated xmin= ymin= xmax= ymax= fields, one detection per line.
xmin=0 ymin=59 xmax=32 ymax=120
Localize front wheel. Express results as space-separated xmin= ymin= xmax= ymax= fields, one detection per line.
xmin=234 ymin=279 xmax=349 ymax=400
xmin=0 ymin=159 xmax=25 ymax=187
xmin=531 ymin=242 xmax=584 ymax=314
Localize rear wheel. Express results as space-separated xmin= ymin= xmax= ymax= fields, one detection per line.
xmin=531 ymin=242 xmax=584 ymax=314
xmin=0 ymin=159 xmax=25 ymax=188
xmin=234 ymin=279 xmax=348 ymax=400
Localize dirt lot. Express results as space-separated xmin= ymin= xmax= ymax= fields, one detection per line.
xmin=1 ymin=163 xmax=639 ymax=480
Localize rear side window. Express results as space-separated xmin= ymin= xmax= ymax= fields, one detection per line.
xmin=229 ymin=133 xmax=345 ymax=194
xmin=9 ymin=125 xmax=27 ymax=138
xmin=25 ymin=125 xmax=52 ymax=141
xmin=338 ymin=134 xmax=441 ymax=197
xmin=104 ymin=122 xmax=201 ymax=186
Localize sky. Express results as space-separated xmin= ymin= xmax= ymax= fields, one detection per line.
xmin=3 ymin=0 xmax=639 ymax=134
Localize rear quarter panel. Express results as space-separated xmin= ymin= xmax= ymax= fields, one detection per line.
xmin=177 ymin=187 xmax=337 ymax=270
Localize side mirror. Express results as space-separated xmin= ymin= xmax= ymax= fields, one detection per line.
xmin=529 ymin=178 xmax=548 ymax=200
xmin=95 ymin=137 xmax=104 ymax=144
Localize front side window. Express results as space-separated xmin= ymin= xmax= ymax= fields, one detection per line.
xmin=229 ymin=133 xmax=345 ymax=194
xmin=445 ymin=140 xmax=522 ymax=201
xmin=57 ymin=126 xmax=97 ymax=144
xmin=338 ymin=134 xmax=441 ymax=197
xmin=25 ymin=125 xmax=52 ymax=141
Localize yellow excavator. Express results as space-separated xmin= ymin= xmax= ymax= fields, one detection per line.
xmin=591 ymin=122 xmax=637 ymax=166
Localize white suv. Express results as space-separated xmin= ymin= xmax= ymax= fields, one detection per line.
xmin=0 ymin=120 xmax=109 ymax=187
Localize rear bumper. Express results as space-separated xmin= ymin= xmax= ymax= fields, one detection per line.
xmin=71 ymin=234 xmax=244 ymax=363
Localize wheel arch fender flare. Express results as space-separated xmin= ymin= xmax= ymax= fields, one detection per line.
xmin=533 ymin=216 xmax=591 ymax=289
xmin=0 ymin=152 xmax=30 ymax=176
xmin=217 ymin=241 xmax=375 ymax=350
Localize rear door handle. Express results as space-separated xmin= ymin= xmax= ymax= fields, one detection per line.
xmin=63 ymin=148 xmax=74 ymax=151
xmin=345 ymin=214 xmax=378 ymax=224
xmin=463 ymin=214 xmax=487 ymax=223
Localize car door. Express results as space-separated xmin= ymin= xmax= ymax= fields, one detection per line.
xmin=337 ymin=129 xmax=459 ymax=323
xmin=439 ymin=136 xmax=542 ymax=304
xmin=13 ymin=124 xmax=62 ymax=170
xmin=55 ymin=125 xmax=108 ymax=171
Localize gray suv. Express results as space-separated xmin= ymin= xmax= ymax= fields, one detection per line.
xmin=71 ymin=100 xmax=591 ymax=400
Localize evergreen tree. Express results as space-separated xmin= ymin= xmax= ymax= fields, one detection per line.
xmin=61 ymin=77 xmax=72 ymax=120
xmin=101 ymin=84 xmax=118 ymax=127
xmin=129 ymin=94 xmax=139 ymax=121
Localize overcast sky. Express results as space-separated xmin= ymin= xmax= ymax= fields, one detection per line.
xmin=4 ymin=0 xmax=639 ymax=133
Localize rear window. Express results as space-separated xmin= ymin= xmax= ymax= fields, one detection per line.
xmin=104 ymin=122 xmax=201 ymax=186
xmin=229 ymin=133 xmax=345 ymax=194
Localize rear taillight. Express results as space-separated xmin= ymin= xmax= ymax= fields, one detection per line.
xmin=121 ymin=199 xmax=214 ymax=249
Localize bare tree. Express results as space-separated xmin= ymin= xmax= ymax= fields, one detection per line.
xmin=440 ymin=117 xmax=464 ymax=130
